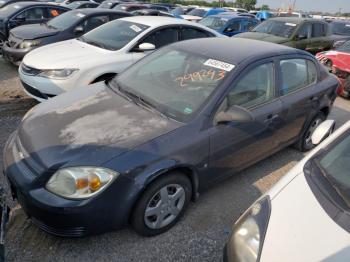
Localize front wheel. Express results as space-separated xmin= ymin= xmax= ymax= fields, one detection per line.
xmin=295 ymin=113 xmax=326 ymax=152
xmin=131 ymin=173 xmax=192 ymax=236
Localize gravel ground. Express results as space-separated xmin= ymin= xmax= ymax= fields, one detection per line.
xmin=0 ymin=57 xmax=350 ymax=262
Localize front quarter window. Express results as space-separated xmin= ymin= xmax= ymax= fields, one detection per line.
xmin=113 ymin=48 xmax=234 ymax=122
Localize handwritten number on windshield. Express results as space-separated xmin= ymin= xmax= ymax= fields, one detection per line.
xmin=175 ymin=69 xmax=226 ymax=87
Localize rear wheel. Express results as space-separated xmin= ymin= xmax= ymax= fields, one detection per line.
xmin=0 ymin=34 xmax=5 ymax=55
xmin=131 ymin=172 xmax=192 ymax=236
xmin=295 ymin=113 xmax=326 ymax=152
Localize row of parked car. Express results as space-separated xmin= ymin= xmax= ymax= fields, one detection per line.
xmin=2 ymin=1 xmax=350 ymax=261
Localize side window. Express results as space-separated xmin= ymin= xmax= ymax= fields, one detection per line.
xmin=227 ymin=63 xmax=274 ymax=109
xmin=48 ymin=8 xmax=66 ymax=18
xmin=81 ymin=15 xmax=109 ymax=32
xmin=247 ymin=19 xmax=257 ymax=31
xmin=16 ymin=7 xmax=45 ymax=20
xmin=225 ymin=21 xmax=241 ymax=32
xmin=142 ymin=27 xmax=178 ymax=48
xmin=280 ymin=59 xmax=317 ymax=95
xmin=181 ymin=27 xmax=212 ymax=40
xmin=297 ymin=23 xmax=312 ymax=38
xmin=312 ymin=23 xmax=326 ymax=37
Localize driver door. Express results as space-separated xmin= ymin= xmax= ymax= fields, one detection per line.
xmin=207 ymin=61 xmax=284 ymax=181
xmin=9 ymin=7 xmax=47 ymax=30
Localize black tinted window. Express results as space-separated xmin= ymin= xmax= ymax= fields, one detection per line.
xmin=312 ymin=23 xmax=326 ymax=37
xmin=142 ymin=27 xmax=178 ymax=48
xmin=181 ymin=27 xmax=211 ymax=40
xmin=16 ymin=7 xmax=45 ymax=20
xmin=225 ymin=21 xmax=241 ymax=32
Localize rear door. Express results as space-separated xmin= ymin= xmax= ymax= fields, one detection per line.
xmin=207 ymin=60 xmax=285 ymax=181
xmin=307 ymin=22 xmax=330 ymax=53
xmin=276 ymin=57 xmax=319 ymax=147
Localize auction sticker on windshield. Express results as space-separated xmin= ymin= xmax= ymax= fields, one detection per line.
xmin=76 ymin=13 xmax=86 ymax=18
xmin=130 ymin=25 xmax=142 ymax=32
xmin=285 ymin=23 xmax=297 ymax=27
xmin=204 ymin=59 xmax=235 ymax=72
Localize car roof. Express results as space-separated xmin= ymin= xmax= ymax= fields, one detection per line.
xmin=210 ymin=13 xmax=255 ymax=19
xmin=270 ymin=17 xmax=324 ymax=24
xmin=173 ymin=38 xmax=310 ymax=65
xmin=119 ymin=15 xmax=206 ymax=27
xmin=4 ymin=1 xmax=63 ymax=8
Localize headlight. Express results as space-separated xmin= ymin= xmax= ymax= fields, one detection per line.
xmin=46 ymin=167 xmax=119 ymax=199
xmin=19 ymin=40 xmax=40 ymax=49
xmin=38 ymin=68 xmax=78 ymax=79
xmin=226 ymin=196 xmax=271 ymax=262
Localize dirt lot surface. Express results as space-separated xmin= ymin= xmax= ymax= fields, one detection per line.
xmin=0 ymin=57 xmax=350 ymax=262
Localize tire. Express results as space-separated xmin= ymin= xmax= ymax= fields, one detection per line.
xmin=0 ymin=34 xmax=5 ymax=55
xmin=295 ymin=113 xmax=326 ymax=152
xmin=131 ymin=172 xmax=192 ymax=237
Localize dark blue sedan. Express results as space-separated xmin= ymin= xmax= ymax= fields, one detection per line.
xmin=199 ymin=13 xmax=259 ymax=37
xmin=3 ymin=38 xmax=338 ymax=237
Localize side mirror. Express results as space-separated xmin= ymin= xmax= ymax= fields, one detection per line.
xmin=137 ymin=42 xmax=156 ymax=52
xmin=74 ymin=26 xmax=84 ymax=34
xmin=297 ymin=34 xmax=308 ymax=40
xmin=215 ymin=105 xmax=254 ymax=124
xmin=311 ymin=119 xmax=335 ymax=145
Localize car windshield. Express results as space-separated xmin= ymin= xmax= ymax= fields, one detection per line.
xmin=0 ymin=3 xmax=23 ymax=17
xmin=79 ymin=20 xmax=148 ymax=51
xmin=278 ymin=13 xmax=299 ymax=17
xmin=336 ymin=40 xmax=350 ymax=53
xmin=252 ymin=19 xmax=298 ymax=38
xmin=331 ymin=22 xmax=350 ymax=36
xmin=187 ymin=8 xmax=206 ymax=17
xmin=99 ymin=1 xmax=114 ymax=8
xmin=112 ymin=48 xmax=234 ymax=122
xmin=67 ymin=2 xmax=83 ymax=8
xmin=318 ymin=132 xmax=350 ymax=207
xmin=47 ymin=10 xmax=85 ymax=30
xmin=199 ymin=16 xmax=227 ymax=30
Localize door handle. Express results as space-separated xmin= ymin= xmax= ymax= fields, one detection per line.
xmin=310 ymin=96 xmax=319 ymax=102
xmin=265 ymin=114 xmax=279 ymax=123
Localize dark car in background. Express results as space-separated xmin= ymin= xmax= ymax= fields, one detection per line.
xmin=329 ymin=20 xmax=350 ymax=48
xmin=2 ymin=8 xmax=130 ymax=63
xmin=3 ymin=38 xmax=338 ymax=237
xmin=67 ymin=1 xmax=99 ymax=9
xmin=199 ymin=13 xmax=259 ymax=37
xmin=236 ymin=17 xmax=337 ymax=54
xmin=131 ymin=9 xmax=174 ymax=17
xmin=114 ymin=3 xmax=169 ymax=13
xmin=97 ymin=0 xmax=129 ymax=9
xmin=0 ymin=2 xmax=69 ymax=51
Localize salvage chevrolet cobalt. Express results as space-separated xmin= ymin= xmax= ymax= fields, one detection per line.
xmin=4 ymin=38 xmax=338 ymax=237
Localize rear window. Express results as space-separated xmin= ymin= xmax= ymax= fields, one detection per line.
xmin=331 ymin=22 xmax=350 ymax=36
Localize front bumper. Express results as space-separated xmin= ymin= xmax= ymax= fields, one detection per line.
xmin=3 ymin=132 xmax=139 ymax=237
xmin=18 ymin=64 xmax=79 ymax=101
xmin=2 ymin=42 xmax=33 ymax=63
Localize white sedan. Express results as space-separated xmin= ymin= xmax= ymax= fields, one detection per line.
xmin=19 ymin=16 xmax=222 ymax=101
xmin=225 ymin=119 xmax=350 ymax=262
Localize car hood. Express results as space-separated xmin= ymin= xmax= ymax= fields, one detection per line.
xmin=16 ymin=82 xmax=181 ymax=171
xmin=11 ymin=23 xmax=60 ymax=40
xmin=235 ymin=32 xmax=290 ymax=44
xmin=317 ymin=50 xmax=350 ymax=73
xmin=22 ymin=39 xmax=113 ymax=69
xmin=260 ymin=173 xmax=350 ymax=261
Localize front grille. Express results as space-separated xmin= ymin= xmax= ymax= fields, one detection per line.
xmin=21 ymin=81 xmax=55 ymax=100
xmin=20 ymin=63 xmax=42 ymax=76
xmin=31 ymin=217 xmax=86 ymax=237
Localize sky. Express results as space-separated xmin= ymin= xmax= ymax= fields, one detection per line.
xmin=256 ymin=0 xmax=350 ymax=13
